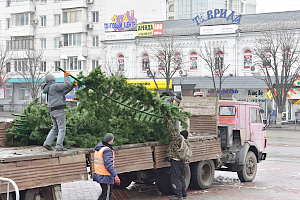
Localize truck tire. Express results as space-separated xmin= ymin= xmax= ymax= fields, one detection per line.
xmin=114 ymin=172 xmax=134 ymax=189
xmin=24 ymin=186 xmax=53 ymax=200
xmin=190 ymin=160 xmax=215 ymax=190
xmin=237 ymin=151 xmax=257 ymax=182
xmin=0 ymin=193 xmax=14 ymax=200
xmin=155 ymin=165 xmax=191 ymax=195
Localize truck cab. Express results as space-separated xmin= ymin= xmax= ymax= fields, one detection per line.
xmin=217 ymin=100 xmax=267 ymax=181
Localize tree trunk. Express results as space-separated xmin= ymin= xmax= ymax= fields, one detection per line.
xmin=276 ymin=112 xmax=282 ymax=127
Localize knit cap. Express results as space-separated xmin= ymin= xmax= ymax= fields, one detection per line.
xmin=45 ymin=74 xmax=55 ymax=83
xmin=173 ymin=95 xmax=182 ymax=104
xmin=104 ymin=133 xmax=114 ymax=142
xmin=180 ymin=130 xmax=189 ymax=139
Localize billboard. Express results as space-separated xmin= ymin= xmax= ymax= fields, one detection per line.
xmin=137 ymin=23 xmax=163 ymax=37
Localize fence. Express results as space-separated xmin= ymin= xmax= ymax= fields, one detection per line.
xmin=0 ymin=177 xmax=19 ymax=200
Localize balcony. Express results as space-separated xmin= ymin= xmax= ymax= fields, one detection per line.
xmin=61 ymin=0 xmax=88 ymax=9
xmin=9 ymin=26 xmax=35 ymax=37
xmin=8 ymin=1 xmax=35 ymax=13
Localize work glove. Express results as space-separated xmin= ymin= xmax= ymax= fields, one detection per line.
xmin=64 ymin=71 xmax=70 ymax=76
xmin=74 ymin=82 xmax=78 ymax=88
xmin=114 ymin=176 xmax=121 ymax=185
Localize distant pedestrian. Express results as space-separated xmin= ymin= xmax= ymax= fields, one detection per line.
xmin=93 ymin=133 xmax=121 ymax=200
xmin=164 ymin=95 xmax=182 ymax=106
xmin=42 ymin=71 xmax=74 ymax=151
xmin=270 ymin=108 xmax=276 ymax=124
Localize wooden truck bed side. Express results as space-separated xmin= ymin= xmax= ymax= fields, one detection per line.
xmin=0 ymin=146 xmax=89 ymax=194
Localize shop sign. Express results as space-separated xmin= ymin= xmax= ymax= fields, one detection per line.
xmin=137 ymin=23 xmax=163 ymax=37
xmin=248 ymin=89 xmax=264 ymax=97
xmin=217 ymin=89 xmax=238 ymax=95
xmin=192 ymin=9 xmax=242 ymax=26
xmin=104 ymin=10 xmax=137 ymax=31
xmin=127 ymin=79 xmax=171 ymax=90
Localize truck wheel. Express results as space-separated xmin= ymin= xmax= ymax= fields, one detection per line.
xmin=190 ymin=160 xmax=215 ymax=190
xmin=114 ymin=172 xmax=134 ymax=189
xmin=24 ymin=186 xmax=53 ymax=200
xmin=237 ymin=151 xmax=257 ymax=182
xmin=0 ymin=193 xmax=14 ymax=200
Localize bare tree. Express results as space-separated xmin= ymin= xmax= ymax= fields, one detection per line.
xmin=252 ymin=23 xmax=300 ymax=127
xmin=198 ymin=42 xmax=230 ymax=99
xmin=148 ymin=37 xmax=184 ymax=91
xmin=15 ymin=50 xmax=48 ymax=100
xmin=0 ymin=44 xmax=13 ymax=87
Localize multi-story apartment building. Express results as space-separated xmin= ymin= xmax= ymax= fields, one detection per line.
xmin=0 ymin=0 xmax=166 ymax=112
xmin=167 ymin=0 xmax=256 ymax=20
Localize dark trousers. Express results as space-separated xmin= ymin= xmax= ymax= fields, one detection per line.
xmin=98 ymin=183 xmax=113 ymax=200
xmin=170 ymin=159 xmax=187 ymax=198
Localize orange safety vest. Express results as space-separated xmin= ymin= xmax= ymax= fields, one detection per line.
xmin=94 ymin=146 xmax=115 ymax=176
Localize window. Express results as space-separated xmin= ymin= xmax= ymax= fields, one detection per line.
xmin=13 ymin=59 xmax=28 ymax=72
xmin=92 ymin=60 xmax=98 ymax=70
xmin=158 ymin=53 xmax=165 ymax=70
xmin=169 ymin=4 xmax=174 ymax=12
xmin=219 ymin=106 xmax=236 ymax=116
xmin=10 ymin=36 xmax=35 ymax=50
xmin=244 ymin=50 xmax=252 ymax=69
xmin=92 ymin=12 xmax=99 ymax=22
xmin=62 ymin=10 xmax=82 ymax=23
xmin=6 ymin=63 xmax=11 ymax=73
xmin=54 ymin=37 xmax=60 ymax=48
xmin=11 ymin=13 xmax=31 ymax=26
xmin=118 ymin=54 xmax=124 ymax=71
xmin=169 ymin=16 xmax=174 ymax=20
xmin=93 ymin=36 xmax=99 ymax=46
xmin=174 ymin=52 xmax=181 ymax=70
xmin=262 ymin=49 xmax=271 ymax=68
xmin=215 ymin=51 xmax=224 ymax=76
xmin=40 ymin=38 xmax=46 ymax=49
xmin=6 ymin=86 xmax=12 ymax=100
xmin=142 ymin=53 xmax=149 ymax=71
xmin=19 ymin=87 xmax=30 ymax=100
xmin=54 ymin=14 xmax=61 ymax=26
xmin=41 ymin=0 xmax=47 ymax=3
xmin=54 ymin=61 xmax=60 ymax=71
xmin=6 ymin=19 xmax=10 ymax=29
xmin=190 ymin=52 xmax=197 ymax=70
xmin=40 ymin=61 xmax=46 ymax=72
xmin=66 ymin=57 xmax=80 ymax=71
xmin=251 ymin=108 xmax=262 ymax=123
xmin=41 ymin=16 xmax=46 ymax=27
xmin=63 ymin=33 xmax=81 ymax=46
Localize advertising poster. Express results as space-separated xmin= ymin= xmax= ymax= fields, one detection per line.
xmin=137 ymin=23 xmax=163 ymax=37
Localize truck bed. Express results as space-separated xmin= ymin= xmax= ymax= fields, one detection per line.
xmin=0 ymin=146 xmax=90 ymax=194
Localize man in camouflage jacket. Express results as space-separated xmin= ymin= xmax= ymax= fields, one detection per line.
xmin=166 ymin=120 xmax=189 ymax=200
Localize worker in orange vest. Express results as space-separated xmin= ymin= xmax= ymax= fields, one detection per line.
xmin=93 ymin=133 xmax=121 ymax=200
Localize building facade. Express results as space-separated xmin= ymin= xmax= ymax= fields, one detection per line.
xmin=103 ymin=10 xmax=300 ymax=121
xmin=167 ymin=0 xmax=256 ymax=20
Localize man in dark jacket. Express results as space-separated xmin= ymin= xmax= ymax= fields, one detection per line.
xmin=93 ymin=133 xmax=121 ymax=200
xmin=42 ymin=71 xmax=73 ymax=151
xmin=164 ymin=95 xmax=182 ymax=106
xmin=166 ymin=120 xmax=189 ymax=200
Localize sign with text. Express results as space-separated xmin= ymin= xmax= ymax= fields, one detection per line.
xmin=127 ymin=79 xmax=171 ymax=90
xmin=137 ymin=23 xmax=163 ymax=37
xmin=104 ymin=10 xmax=137 ymax=31
xmin=0 ymin=87 xmax=5 ymax=99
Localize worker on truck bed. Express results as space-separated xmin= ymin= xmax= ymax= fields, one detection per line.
xmin=166 ymin=120 xmax=190 ymax=200
xmin=93 ymin=133 xmax=121 ymax=200
xmin=42 ymin=71 xmax=75 ymax=151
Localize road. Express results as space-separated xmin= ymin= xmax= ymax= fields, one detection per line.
xmin=61 ymin=127 xmax=300 ymax=200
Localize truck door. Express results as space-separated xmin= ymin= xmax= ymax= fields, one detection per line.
xmin=250 ymin=107 xmax=265 ymax=152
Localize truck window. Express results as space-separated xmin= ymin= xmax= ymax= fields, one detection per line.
xmin=251 ymin=108 xmax=262 ymax=123
xmin=219 ymin=106 xmax=236 ymax=116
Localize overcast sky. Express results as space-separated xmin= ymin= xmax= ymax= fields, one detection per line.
xmin=256 ymin=0 xmax=300 ymax=13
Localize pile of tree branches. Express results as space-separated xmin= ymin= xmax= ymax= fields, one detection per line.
xmin=6 ymin=66 xmax=190 ymax=148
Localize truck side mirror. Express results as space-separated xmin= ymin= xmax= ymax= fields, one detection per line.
xmin=260 ymin=109 xmax=264 ymax=114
